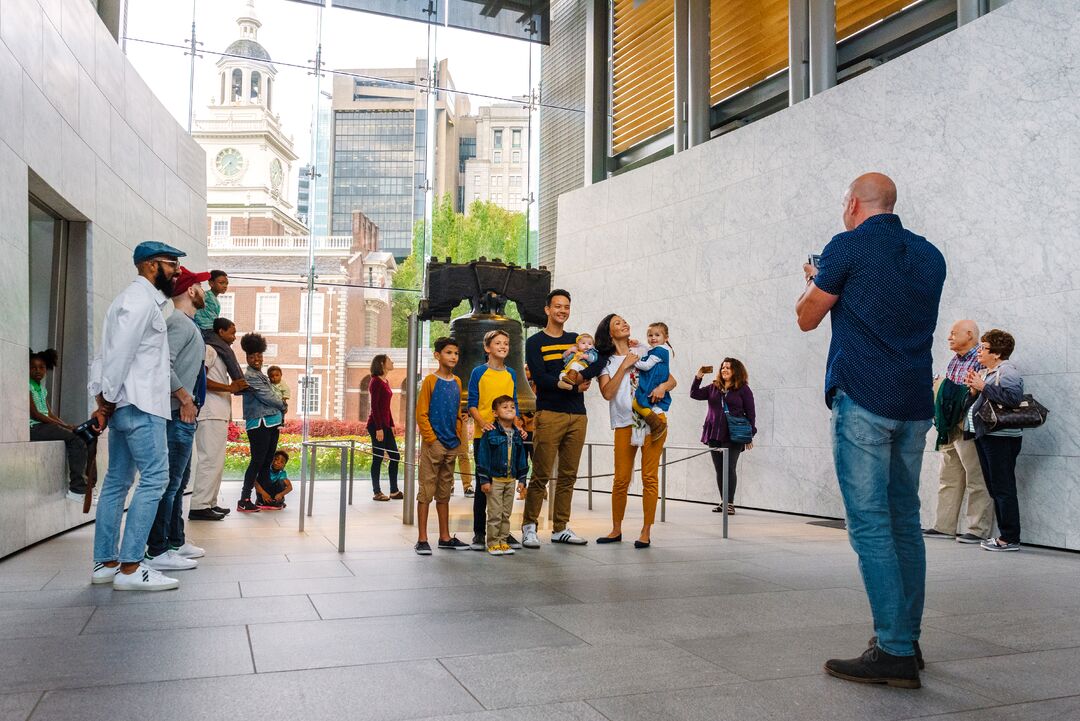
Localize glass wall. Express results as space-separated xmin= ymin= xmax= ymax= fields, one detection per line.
xmin=122 ymin=0 xmax=562 ymax=494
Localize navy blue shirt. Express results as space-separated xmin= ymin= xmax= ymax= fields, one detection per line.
xmin=814 ymin=214 xmax=946 ymax=421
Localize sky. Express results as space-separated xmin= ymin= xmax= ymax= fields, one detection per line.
xmin=124 ymin=0 xmax=542 ymax=196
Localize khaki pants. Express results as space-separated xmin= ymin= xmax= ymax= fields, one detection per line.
xmin=456 ymin=420 xmax=473 ymax=491
xmin=191 ymin=419 xmax=228 ymax=510
xmin=486 ymin=478 xmax=517 ymax=544
xmin=933 ymin=429 xmax=992 ymax=537
xmin=612 ymin=425 xmax=665 ymax=527
xmin=523 ymin=410 xmax=587 ymax=532
xmin=418 ymin=439 xmax=457 ymax=504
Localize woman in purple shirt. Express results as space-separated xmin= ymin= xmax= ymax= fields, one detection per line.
xmin=690 ymin=358 xmax=756 ymax=514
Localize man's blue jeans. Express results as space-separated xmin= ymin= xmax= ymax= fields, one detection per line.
xmin=93 ymin=405 xmax=170 ymax=564
xmin=831 ymin=390 xmax=930 ymax=657
xmin=147 ymin=411 xmax=197 ymax=557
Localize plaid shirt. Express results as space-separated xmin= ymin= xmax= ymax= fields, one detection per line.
xmin=945 ymin=345 xmax=982 ymax=384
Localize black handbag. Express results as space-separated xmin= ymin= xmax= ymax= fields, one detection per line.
xmin=722 ymin=394 xmax=755 ymax=444
xmin=976 ymin=372 xmax=1048 ymax=431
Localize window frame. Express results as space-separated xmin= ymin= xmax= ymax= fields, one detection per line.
xmin=255 ymin=292 xmax=280 ymax=333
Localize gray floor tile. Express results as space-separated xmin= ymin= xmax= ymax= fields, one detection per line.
xmin=411 ymin=700 xmax=610 ymax=721
xmin=83 ymin=594 xmax=320 ymax=634
xmin=0 ymin=572 xmax=57 ymax=593
xmin=310 ymin=582 xmax=581 ymax=620
xmin=925 ymin=606 xmax=1080 ymax=652
xmin=675 ymin=623 xmax=1018 ymax=681
xmin=929 ymin=646 xmax=1080 ymax=704
xmin=0 ymin=582 xmax=241 ymax=611
xmin=531 ymin=588 xmax=873 ymax=644
xmin=0 ymin=607 xmax=93 ymax=640
xmin=28 ymin=660 xmax=480 ymax=721
xmin=897 ymin=696 xmax=1080 ymax=721
xmin=924 ymin=576 xmax=1080 ymax=615
xmin=240 ymin=568 xmax=479 ymax=597
xmin=0 ymin=626 xmax=253 ymax=693
xmin=0 ymin=692 xmax=40 ymax=721
xmin=440 ymin=640 xmax=742 ymax=709
xmin=43 ymin=560 xmax=352 ymax=589
xmin=548 ymin=570 xmax=787 ymax=603
xmin=249 ymin=608 xmax=583 ymax=673
xmin=587 ymin=673 xmax=997 ymax=721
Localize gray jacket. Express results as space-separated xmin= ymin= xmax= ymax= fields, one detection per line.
xmin=167 ymin=311 xmax=206 ymax=413
xmin=242 ymin=366 xmax=285 ymax=422
xmin=971 ymin=360 xmax=1024 ymax=439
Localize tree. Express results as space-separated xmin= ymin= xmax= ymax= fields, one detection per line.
xmin=391 ymin=195 xmax=528 ymax=346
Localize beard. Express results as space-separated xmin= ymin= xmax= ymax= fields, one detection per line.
xmin=153 ymin=266 xmax=175 ymax=296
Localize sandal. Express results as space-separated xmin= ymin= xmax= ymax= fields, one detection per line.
xmin=372 ymin=493 xmax=390 ymax=502
xmin=726 ymin=504 xmax=736 ymax=515
xmin=388 ymin=491 xmax=404 ymax=500
xmin=712 ymin=505 xmax=723 ymax=513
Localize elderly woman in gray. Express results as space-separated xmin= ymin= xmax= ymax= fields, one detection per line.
xmin=965 ymin=329 xmax=1025 ymax=552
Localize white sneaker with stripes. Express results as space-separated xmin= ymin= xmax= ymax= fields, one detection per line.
xmin=91 ymin=562 xmax=119 ymax=585
xmin=112 ymin=564 xmax=179 ymax=592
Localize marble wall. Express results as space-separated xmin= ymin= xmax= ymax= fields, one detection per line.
xmin=553 ymin=0 xmax=1080 ymax=550
xmin=0 ymin=0 xmax=207 ymax=558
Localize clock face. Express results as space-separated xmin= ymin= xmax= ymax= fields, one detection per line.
xmin=215 ymin=148 xmax=244 ymax=177
xmin=270 ymin=158 xmax=283 ymax=190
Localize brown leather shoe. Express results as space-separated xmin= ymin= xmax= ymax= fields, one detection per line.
xmin=388 ymin=491 xmax=404 ymax=500
xmin=372 ymin=493 xmax=390 ymax=502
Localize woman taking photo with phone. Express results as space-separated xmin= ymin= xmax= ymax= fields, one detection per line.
xmin=691 ymin=358 xmax=756 ymax=514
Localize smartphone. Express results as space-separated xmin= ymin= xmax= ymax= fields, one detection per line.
xmin=808 ymin=253 xmax=822 ymax=269
xmin=700 ymin=366 xmax=714 ymax=374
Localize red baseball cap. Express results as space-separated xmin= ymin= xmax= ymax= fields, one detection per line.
xmin=171 ymin=266 xmax=212 ymax=297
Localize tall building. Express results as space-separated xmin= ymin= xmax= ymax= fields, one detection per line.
xmin=329 ymin=61 xmax=470 ymax=260
xmin=462 ymin=101 xmax=531 ymax=213
xmin=192 ymin=0 xmax=307 ymax=240
xmin=296 ymin=165 xmax=310 ymax=226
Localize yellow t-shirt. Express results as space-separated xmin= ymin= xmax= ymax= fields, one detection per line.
xmin=467 ymin=364 xmax=518 ymax=439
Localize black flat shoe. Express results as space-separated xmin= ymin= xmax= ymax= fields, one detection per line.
xmin=634 ymin=540 xmax=651 ymax=549
xmin=712 ymin=505 xmax=723 ymax=513
xmin=596 ymin=535 xmax=622 ymax=544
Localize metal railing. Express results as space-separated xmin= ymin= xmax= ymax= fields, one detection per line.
xmin=207 ymin=235 xmax=354 ymax=252
xmin=296 ymin=435 xmax=729 ymax=553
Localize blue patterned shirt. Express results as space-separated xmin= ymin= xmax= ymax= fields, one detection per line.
xmin=814 ymin=214 xmax=946 ymax=421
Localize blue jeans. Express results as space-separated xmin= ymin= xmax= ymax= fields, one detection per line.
xmin=147 ymin=411 xmax=197 ymax=557
xmin=93 ymin=405 xmax=170 ymax=564
xmin=831 ymin=390 xmax=930 ymax=657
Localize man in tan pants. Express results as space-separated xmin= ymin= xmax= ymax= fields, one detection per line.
xmin=924 ymin=320 xmax=993 ymax=543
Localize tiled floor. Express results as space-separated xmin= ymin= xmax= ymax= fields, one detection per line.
xmin=2 ymin=481 xmax=1079 ymax=721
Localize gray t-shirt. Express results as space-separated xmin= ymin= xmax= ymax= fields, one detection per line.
xmin=167 ymin=310 xmax=206 ymax=412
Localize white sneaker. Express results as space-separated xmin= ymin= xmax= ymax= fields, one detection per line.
xmin=487 ymin=544 xmax=504 ymax=556
xmin=112 ymin=564 xmax=179 ymax=592
xmin=66 ymin=490 xmax=84 ymax=503
xmin=521 ymin=524 xmax=541 ymax=549
xmin=91 ymin=562 xmax=119 ymax=584
xmin=173 ymin=542 xmax=205 ymax=559
xmin=144 ymin=549 xmax=198 ymax=571
xmin=551 ymin=527 xmax=588 ymax=545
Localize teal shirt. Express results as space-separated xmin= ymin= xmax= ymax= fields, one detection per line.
xmin=194 ymin=290 xmax=220 ymax=330
xmin=29 ymin=379 xmax=49 ymax=427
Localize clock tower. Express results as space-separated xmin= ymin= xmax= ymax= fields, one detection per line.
xmin=193 ymin=0 xmax=306 ymax=239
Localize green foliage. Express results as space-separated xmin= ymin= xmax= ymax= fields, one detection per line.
xmin=391 ymin=195 xmax=529 ymax=347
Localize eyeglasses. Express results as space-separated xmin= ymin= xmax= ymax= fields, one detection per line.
xmin=152 ymin=258 xmax=180 ymax=269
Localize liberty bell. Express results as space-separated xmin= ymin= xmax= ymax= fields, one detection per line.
xmin=418 ymin=258 xmax=551 ymax=413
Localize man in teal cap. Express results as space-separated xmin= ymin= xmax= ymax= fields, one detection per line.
xmin=88 ymin=240 xmax=189 ymax=592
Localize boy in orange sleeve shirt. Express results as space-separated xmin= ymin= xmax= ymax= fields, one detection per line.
xmin=415 ymin=337 xmax=470 ymax=555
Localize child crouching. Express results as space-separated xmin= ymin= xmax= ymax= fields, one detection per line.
xmin=476 ymin=396 xmax=529 ymax=556
xmin=256 ymin=450 xmax=293 ymax=509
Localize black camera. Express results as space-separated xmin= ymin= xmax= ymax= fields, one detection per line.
xmin=73 ymin=417 xmax=103 ymax=445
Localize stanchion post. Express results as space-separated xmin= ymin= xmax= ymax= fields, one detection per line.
xmin=587 ymin=444 xmax=593 ymax=510
xmin=721 ymin=447 xmax=729 ymax=539
xmin=338 ymin=447 xmax=347 ymax=552
xmin=307 ymin=445 xmax=317 ymax=517
xmin=348 ymin=439 xmax=355 ymax=506
xmin=661 ymin=447 xmax=667 ymax=522
xmin=298 ymin=443 xmax=309 ymax=532
xmin=402 ymin=312 xmax=419 ymax=526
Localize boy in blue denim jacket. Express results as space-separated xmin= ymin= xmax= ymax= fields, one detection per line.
xmin=476 ymin=396 xmax=529 ymax=555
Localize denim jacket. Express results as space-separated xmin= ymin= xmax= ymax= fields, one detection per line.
xmin=242 ymin=366 xmax=285 ymax=423
xmin=970 ymin=361 xmax=1024 ymax=439
xmin=476 ymin=426 xmax=529 ymax=484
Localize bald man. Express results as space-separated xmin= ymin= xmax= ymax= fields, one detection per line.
xmin=797 ymin=173 xmax=946 ymax=689
xmin=924 ymin=320 xmax=991 ymax=542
